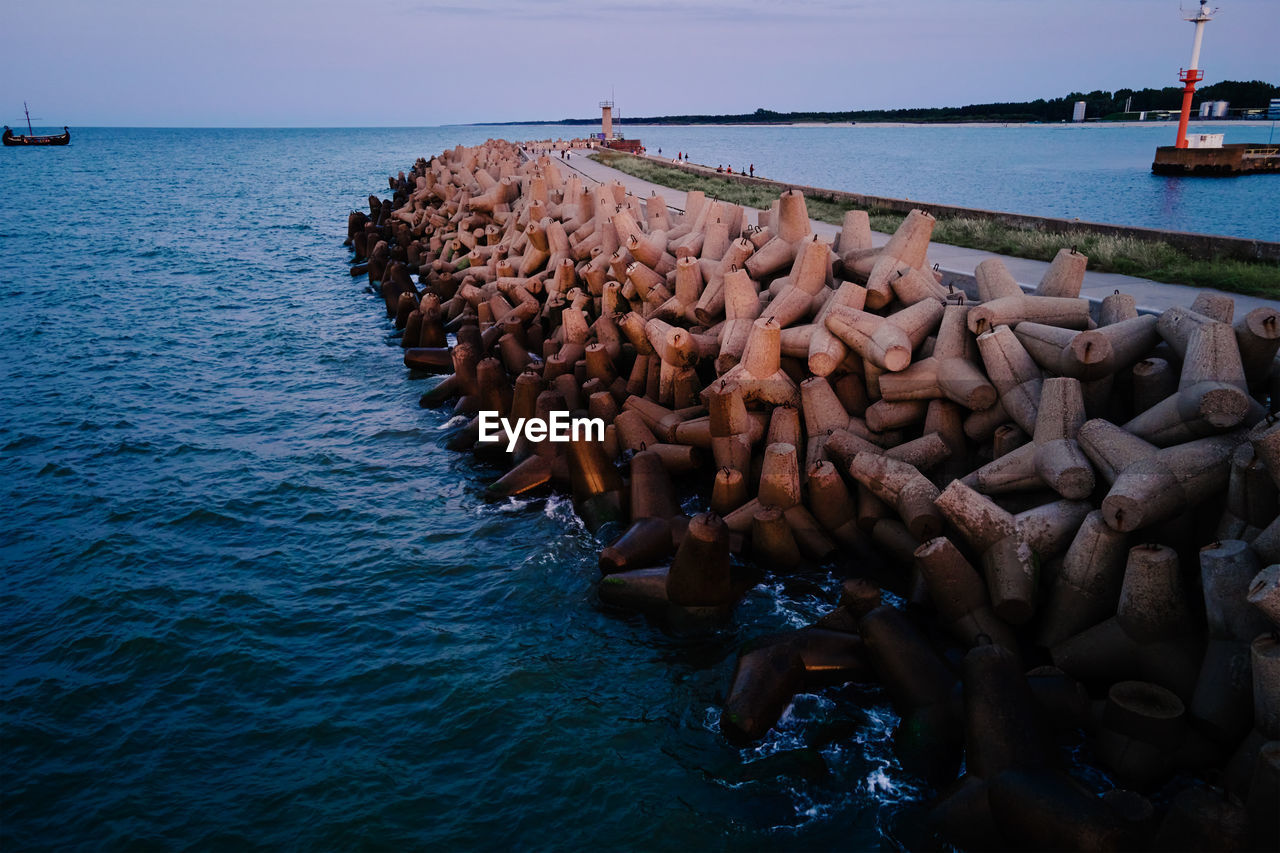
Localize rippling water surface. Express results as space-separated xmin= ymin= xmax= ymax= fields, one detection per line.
xmin=1 ymin=127 xmax=941 ymax=850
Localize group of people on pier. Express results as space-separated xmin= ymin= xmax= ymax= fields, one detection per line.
xmin=662 ymin=149 xmax=755 ymax=178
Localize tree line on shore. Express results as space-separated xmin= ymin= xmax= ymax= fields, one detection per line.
xmin=488 ymin=80 xmax=1278 ymax=126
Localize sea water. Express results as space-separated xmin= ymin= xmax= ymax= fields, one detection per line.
xmin=1 ymin=127 xmax=927 ymax=850
xmin=0 ymin=122 xmax=1265 ymax=849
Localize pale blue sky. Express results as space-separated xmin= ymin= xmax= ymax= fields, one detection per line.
xmin=2 ymin=0 xmax=1276 ymax=127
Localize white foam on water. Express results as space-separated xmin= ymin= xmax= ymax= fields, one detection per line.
xmin=474 ymin=496 xmax=534 ymax=515
xmin=749 ymin=576 xmax=843 ymax=631
xmin=879 ymin=588 xmax=908 ymax=608
xmin=702 ymin=676 xmax=933 ymax=844
xmin=865 ymin=765 xmax=896 ymax=796
xmin=542 ymin=494 xmax=585 ymax=530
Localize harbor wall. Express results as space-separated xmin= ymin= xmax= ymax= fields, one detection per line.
xmin=1153 ymin=143 xmax=1280 ymax=178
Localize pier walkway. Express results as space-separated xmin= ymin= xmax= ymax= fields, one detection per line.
xmin=559 ymin=151 xmax=1275 ymax=315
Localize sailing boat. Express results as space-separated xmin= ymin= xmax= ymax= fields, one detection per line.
xmin=3 ymin=102 xmax=70 ymax=146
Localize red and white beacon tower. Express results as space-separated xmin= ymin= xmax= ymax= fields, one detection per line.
xmin=1174 ymin=1 xmax=1216 ymax=148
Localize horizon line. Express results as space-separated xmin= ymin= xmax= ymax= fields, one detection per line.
xmin=10 ymin=117 xmax=1270 ymax=130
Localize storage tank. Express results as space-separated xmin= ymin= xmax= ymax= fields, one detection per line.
xmin=1198 ymin=101 xmax=1213 ymax=117
xmin=1212 ymin=100 xmax=1229 ymax=118
xmin=1072 ymin=101 xmax=1086 ymax=122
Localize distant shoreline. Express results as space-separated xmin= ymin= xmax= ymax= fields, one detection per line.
xmin=471 ymin=119 xmax=1278 ymax=129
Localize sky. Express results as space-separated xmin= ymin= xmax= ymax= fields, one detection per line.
xmin=2 ymin=0 xmax=1277 ymax=127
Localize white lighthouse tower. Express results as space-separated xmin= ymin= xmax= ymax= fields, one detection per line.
xmin=1173 ymin=1 xmax=1217 ymax=148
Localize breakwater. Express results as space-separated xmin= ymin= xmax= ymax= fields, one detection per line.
xmin=348 ymin=138 xmax=1280 ymax=851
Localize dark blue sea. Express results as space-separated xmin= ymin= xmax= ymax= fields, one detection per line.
xmin=0 ymin=127 xmax=926 ymax=851
xmin=0 ymin=124 xmax=1271 ymax=851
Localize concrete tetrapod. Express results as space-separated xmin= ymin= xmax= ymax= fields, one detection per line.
xmin=1252 ymin=515 xmax=1280 ymax=565
xmin=824 ymin=297 xmax=943 ymax=374
xmin=1136 ymin=356 xmax=1172 ymax=414
xmin=930 ymin=642 xmax=1138 ymax=850
xmin=705 ymin=379 xmax=766 ymax=474
xmin=1051 ymin=544 xmax=1204 ymax=701
xmin=1223 ymin=633 xmax=1280 ymax=800
xmin=913 ymin=536 xmax=1019 ymax=654
xmin=758 ymin=236 xmax=834 ymax=328
xmin=967 ymin=290 xmax=1092 ymax=337
xmin=1192 ymin=540 xmax=1272 ymax=742
xmin=1219 ymin=442 xmax=1279 ymax=539
xmin=1151 ymin=785 xmax=1253 ymax=853
xmin=1036 ymin=510 xmax=1129 ymax=647
xmin=806 ymin=281 xmax=868 ymax=377
xmin=598 ymin=511 xmax=737 ymax=627
xmin=931 ymin=644 xmax=1138 ymax=851
xmin=1091 ymin=680 xmax=1218 ymax=789
xmin=713 ymin=268 xmax=762 ymax=374
xmin=860 ymin=209 xmax=936 ymax=309
xmin=720 ymin=625 xmax=873 ymax=744
xmin=858 ymin=604 xmax=961 ymax=784
xmin=694 ymin=238 xmax=755 ymax=326
xmin=961 ymin=377 xmax=1095 ymax=500
xmin=599 ymin=516 xmax=682 ymax=575
xmin=1013 ymin=315 xmax=1160 ymax=382
xmin=743 ymin=190 xmax=809 ymax=280
xmin=1125 ymin=319 xmax=1259 ymax=446
xmin=975 ymin=323 xmax=1043 ymax=435
xmin=1248 ymin=415 xmax=1280 ymax=490
xmin=1034 ymin=246 xmax=1089 ymax=298
xmin=879 ymin=304 xmax=997 ymax=412
xmin=1077 ymin=418 xmax=1247 ymax=533
xmin=718 ymin=317 xmax=800 ymax=407
xmin=799 ymin=375 xmax=858 ymax=467
xmin=847 ymin=452 xmax=944 ymax=541
xmin=1234 ymin=305 xmax=1280 ymax=391
xmin=565 ymin=431 xmax=626 ymax=530
xmin=934 ymin=480 xmax=1089 ymax=625
xmin=1247 ymin=563 xmax=1280 ymax=627
xmin=804 ymin=460 xmax=863 ymax=549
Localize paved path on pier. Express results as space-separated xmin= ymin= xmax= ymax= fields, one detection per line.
xmin=557 ymin=151 xmax=1276 ymax=315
